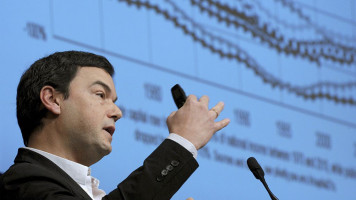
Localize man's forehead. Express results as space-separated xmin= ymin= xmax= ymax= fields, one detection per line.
xmin=76 ymin=67 xmax=113 ymax=81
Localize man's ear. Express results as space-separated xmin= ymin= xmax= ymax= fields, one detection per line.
xmin=40 ymin=86 xmax=63 ymax=115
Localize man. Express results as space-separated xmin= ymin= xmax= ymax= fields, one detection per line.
xmin=0 ymin=51 xmax=230 ymax=199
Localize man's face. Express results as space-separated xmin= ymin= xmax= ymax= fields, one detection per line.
xmin=58 ymin=67 xmax=122 ymax=165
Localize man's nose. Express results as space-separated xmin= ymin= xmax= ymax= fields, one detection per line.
xmin=109 ymin=104 xmax=122 ymax=122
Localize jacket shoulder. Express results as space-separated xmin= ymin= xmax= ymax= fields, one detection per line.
xmin=0 ymin=149 xmax=90 ymax=200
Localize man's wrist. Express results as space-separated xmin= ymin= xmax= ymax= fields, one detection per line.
xmin=167 ymin=133 xmax=198 ymax=159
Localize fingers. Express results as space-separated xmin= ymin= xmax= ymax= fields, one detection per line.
xmin=210 ymin=101 xmax=230 ymax=131
xmin=214 ymin=118 xmax=231 ymax=132
xmin=209 ymin=101 xmax=225 ymax=119
xmin=198 ymin=95 xmax=209 ymax=106
xmin=186 ymin=96 xmax=226 ymax=122
xmin=186 ymin=94 xmax=198 ymax=102
xmin=187 ymin=95 xmax=210 ymax=107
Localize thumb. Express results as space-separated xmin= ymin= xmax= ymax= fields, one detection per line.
xmin=167 ymin=111 xmax=177 ymax=119
xmin=186 ymin=198 xmax=194 ymax=200
xmin=166 ymin=111 xmax=177 ymax=124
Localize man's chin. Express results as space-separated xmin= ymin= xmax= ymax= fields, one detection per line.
xmin=93 ymin=144 xmax=112 ymax=160
xmin=102 ymin=144 xmax=112 ymax=155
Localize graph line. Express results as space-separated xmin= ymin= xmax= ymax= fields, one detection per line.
xmin=192 ymin=0 xmax=356 ymax=66
xmin=117 ymin=0 xmax=356 ymax=105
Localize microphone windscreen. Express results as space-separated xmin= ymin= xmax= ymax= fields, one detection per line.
xmin=247 ymin=157 xmax=265 ymax=179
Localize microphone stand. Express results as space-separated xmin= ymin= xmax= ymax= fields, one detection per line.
xmin=247 ymin=157 xmax=279 ymax=200
xmin=260 ymin=176 xmax=279 ymax=200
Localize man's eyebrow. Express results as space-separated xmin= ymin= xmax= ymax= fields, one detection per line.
xmin=91 ymin=80 xmax=118 ymax=103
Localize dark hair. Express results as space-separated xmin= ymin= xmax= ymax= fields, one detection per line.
xmin=17 ymin=51 xmax=114 ymax=146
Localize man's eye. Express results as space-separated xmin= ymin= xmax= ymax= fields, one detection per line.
xmin=96 ymin=92 xmax=105 ymax=98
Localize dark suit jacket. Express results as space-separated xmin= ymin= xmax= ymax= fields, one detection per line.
xmin=0 ymin=139 xmax=198 ymax=200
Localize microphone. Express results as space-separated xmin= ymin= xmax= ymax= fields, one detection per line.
xmin=247 ymin=157 xmax=279 ymax=200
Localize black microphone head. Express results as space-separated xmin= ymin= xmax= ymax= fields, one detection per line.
xmin=247 ymin=157 xmax=265 ymax=180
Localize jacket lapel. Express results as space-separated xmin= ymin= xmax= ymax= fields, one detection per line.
xmin=15 ymin=148 xmax=93 ymax=200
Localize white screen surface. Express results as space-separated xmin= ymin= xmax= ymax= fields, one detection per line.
xmin=1 ymin=0 xmax=356 ymax=199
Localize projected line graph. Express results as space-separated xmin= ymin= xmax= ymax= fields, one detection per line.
xmin=251 ymin=0 xmax=313 ymax=30
xmin=253 ymin=0 xmax=356 ymax=44
xmin=190 ymin=0 xmax=355 ymax=66
xmin=281 ymin=0 xmax=356 ymax=43
xmin=117 ymin=0 xmax=356 ymax=105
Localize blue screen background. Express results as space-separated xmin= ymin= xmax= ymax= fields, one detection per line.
xmin=1 ymin=0 xmax=356 ymax=199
